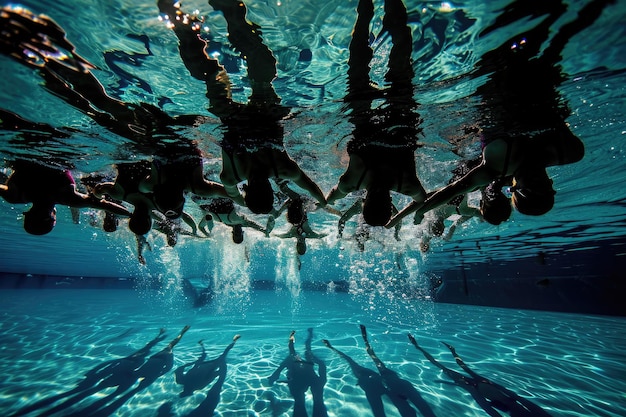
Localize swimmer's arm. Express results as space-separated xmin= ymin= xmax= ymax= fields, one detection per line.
xmin=224 ymin=184 xmax=246 ymax=206
xmin=304 ymin=230 xmax=327 ymax=239
xmin=275 ymin=179 xmax=299 ymax=200
xmin=274 ymin=227 xmax=298 ymax=238
xmin=242 ymin=217 xmax=266 ymax=233
xmin=93 ymin=182 xmax=123 ymax=200
xmin=271 ymin=199 xmax=290 ymax=218
xmin=386 ymin=198 xmax=421 ymax=228
xmin=327 ymin=153 xmax=367 ymax=204
xmin=268 ymin=360 xmax=288 ymax=384
xmin=423 ymin=165 xmax=493 ymax=214
xmin=326 ymin=180 xmax=355 ymax=205
xmin=62 ymin=189 xmax=131 ymax=217
xmin=326 ymin=166 xmax=365 ymax=204
xmin=387 ymin=165 xmax=491 ymax=228
xmin=219 ymin=166 xmax=246 ymax=205
xmin=194 ymin=179 xmax=231 ymax=199
xmin=291 ymin=171 xmax=326 ymax=207
xmin=89 ymin=197 xmax=132 ymax=217
xmin=321 ymin=205 xmax=342 ymax=216
xmin=181 ymin=211 xmax=198 ymax=236
xmin=198 ymin=215 xmax=213 ymax=236
xmin=338 ymin=200 xmax=362 ymax=237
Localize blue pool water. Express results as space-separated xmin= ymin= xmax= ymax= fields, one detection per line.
xmin=1 ymin=0 xmax=626 ymax=415
xmin=1 ymin=288 xmax=625 ymax=417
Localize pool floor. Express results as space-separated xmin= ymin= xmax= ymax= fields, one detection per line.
xmin=1 ymin=288 xmax=625 ymax=417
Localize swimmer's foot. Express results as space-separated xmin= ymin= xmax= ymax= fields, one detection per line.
xmin=441 ymin=341 xmax=458 ymax=356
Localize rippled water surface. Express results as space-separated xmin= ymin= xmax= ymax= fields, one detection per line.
xmin=1 ymin=0 xmax=625 ymax=277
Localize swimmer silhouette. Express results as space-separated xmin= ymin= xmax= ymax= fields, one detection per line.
xmin=192 ymin=195 xmax=269 ymax=243
xmin=360 ymin=325 xmax=436 ymax=417
xmin=63 ymin=325 xmax=190 ymax=417
xmin=9 ymin=328 xmax=167 ymax=417
xmin=323 ymin=338 xmax=388 ymax=417
xmin=0 ymin=6 xmax=228 ymax=223
xmin=0 ymin=158 xmax=130 ymax=235
xmin=272 ymin=181 xmax=328 ymax=256
xmin=408 ymin=334 xmax=553 ymax=417
xmin=337 ymin=191 xmax=403 ymax=249
xmin=268 ymin=329 xmax=329 ymax=417
xmin=158 ymin=0 xmax=326 ymax=214
xmin=79 ymin=174 xmax=123 ymax=233
xmin=325 ymin=0 xmax=427 ymax=226
xmin=151 ymin=209 xmax=201 ymax=247
xmin=93 ymin=161 xmax=200 ymax=259
xmin=417 ymin=160 xmax=485 ymax=252
xmin=389 ymin=0 xmax=616 ymax=227
xmin=175 ymin=334 xmax=240 ymax=416
xmin=0 ymin=6 xmax=170 ymax=143
xmin=94 ymin=161 xmax=159 ymax=258
xmin=0 ymin=111 xmax=131 ymax=234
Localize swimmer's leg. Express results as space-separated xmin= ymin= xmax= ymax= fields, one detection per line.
xmin=288 ymin=330 xmax=296 ymax=356
xmin=167 ymin=325 xmax=191 ymax=352
xmin=360 ymin=325 xmax=387 ymax=373
xmin=383 ymin=0 xmax=414 ymax=93
xmin=220 ymin=334 xmax=241 ymax=358
xmin=408 ymin=334 xmax=467 ymax=384
xmin=157 ymin=0 xmax=233 ymax=116
xmin=157 ymin=0 xmax=224 ymax=79
xmin=209 ymin=0 xmax=280 ymax=104
xmin=543 ymin=0 xmax=616 ymax=67
xmin=0 ymin=7 xmax=132 ymax=119
xmin=347 ymin=0 xmax=376 ymax=97
xmin=441 ymin=341 xmax=485 ymax=380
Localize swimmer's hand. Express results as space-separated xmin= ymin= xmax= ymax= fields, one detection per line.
xmin=386 ymin=201 xmax=420 ymax=228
